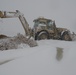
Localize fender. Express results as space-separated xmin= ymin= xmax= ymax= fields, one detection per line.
xmin=38 ymin=31 xmax=48 ymax=36
xmin=61 ymin=30 xmax=69 ymax=36
xmin=35 ymin=30 xmax=49 ymax=40
xmin=37 ymin=30 xmax=49 ymax=35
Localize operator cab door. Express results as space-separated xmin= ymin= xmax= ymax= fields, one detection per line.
xmin=47 ymin=21 xmax=55 ymax=33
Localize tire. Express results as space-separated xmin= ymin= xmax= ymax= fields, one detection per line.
xmin=61 ymin=32 xmax=72 ymax=41
xmin=35 ymin=31 xmax=49 ymax=40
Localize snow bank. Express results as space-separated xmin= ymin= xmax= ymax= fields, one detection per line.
xmin=0 ymin=40 xmax=76 ymax=75
xmin=0 ymin=33 xmax=37 ymax=50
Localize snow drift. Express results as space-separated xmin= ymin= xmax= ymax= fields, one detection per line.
xmin=0 ymin=40 xmax=76 ymax=75
xmin=0 ymin=33 xmax=37 ymax=50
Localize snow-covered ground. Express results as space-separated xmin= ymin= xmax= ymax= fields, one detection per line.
xmin=0 ymin=0 xmax=76 ymax=75
xmin=0 ymin=39 xmax=76 ymax=75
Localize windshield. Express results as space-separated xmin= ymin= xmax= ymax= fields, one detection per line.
xmin=48 ymin=21 xmax=53 ymax=26
xmin=34 ymin=21 xmax=46 ymax=28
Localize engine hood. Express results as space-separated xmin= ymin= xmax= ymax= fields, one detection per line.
xmin=57 ymin=27 xmax=69 ymax=32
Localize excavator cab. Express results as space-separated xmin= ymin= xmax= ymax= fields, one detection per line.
xmin=33 ymin=17 xmax=56 ymax=40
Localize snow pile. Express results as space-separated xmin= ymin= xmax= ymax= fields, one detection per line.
xmin=13 ymin=33 xmax=38 ymax=47
xmin=72 ymin=34 xmax=76 ymax=41
xmin=0 ymin=40 xmax=76 ymax=75
xmin=70 ymin=32 xmax=76 ymax=41
xmin=0 ymin=34 xmax=37 ymax=50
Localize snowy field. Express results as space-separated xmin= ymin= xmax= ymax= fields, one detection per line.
xmin=0 ymin=39 xmax=76 ymax=75
xmin=0 ymin=0 xmax=76 ymax=75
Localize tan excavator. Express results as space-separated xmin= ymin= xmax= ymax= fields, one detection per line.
xmin=0 ymin=10 xmax=73 ymax=41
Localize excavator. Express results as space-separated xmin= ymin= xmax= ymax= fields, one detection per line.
xmin=0 ymin=10 xmax=73 ymax=41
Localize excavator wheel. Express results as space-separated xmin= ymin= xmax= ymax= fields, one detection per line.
xmin=35 ymin=31 xmax=49 ymax=40
xmin=61 ymin=32 xmax=72 ymax=41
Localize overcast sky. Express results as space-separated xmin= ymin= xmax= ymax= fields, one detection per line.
xmin=0 ymin=0 xmax=76 ymax=36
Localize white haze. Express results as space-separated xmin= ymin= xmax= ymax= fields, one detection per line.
xmin=0 ymin=0 xmax=76 ymax=36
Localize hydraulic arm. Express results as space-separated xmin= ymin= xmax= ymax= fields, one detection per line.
xmin=0 ymin=10 xmax=30 ymax=36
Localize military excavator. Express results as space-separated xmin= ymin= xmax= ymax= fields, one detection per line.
xmin=0 ymin=10 xmax=72 ymax=41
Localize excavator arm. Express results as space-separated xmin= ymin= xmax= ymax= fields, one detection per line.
xmin=0 ymin=10 xmax=30 ymax=36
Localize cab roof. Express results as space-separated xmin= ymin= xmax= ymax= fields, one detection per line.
xmin=33 ymin=17 xmax=52 ymax=23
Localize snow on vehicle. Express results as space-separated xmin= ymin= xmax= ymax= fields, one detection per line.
xmin=0 ymin=10 xmax=72 ymax=41
xmin=33 ymin=17 xmax=72 ymax=41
